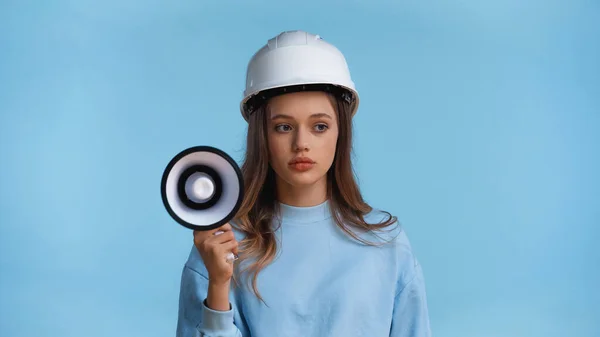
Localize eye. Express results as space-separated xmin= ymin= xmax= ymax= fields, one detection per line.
xmin=275 ymin=124 xmax=292 ymax=132
xmin=314 ymin=123 xmax=329 ymax=132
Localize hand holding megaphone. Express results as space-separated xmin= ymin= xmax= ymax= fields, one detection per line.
xmin=193 ymin=223 xmax=239 ymax=285
xmin=161 ymin=146 xmax=244 ymax=269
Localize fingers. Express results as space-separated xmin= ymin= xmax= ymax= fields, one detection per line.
xmin=210 ymin=230 xmax=235 ymax=244
xmin=210 ymin=223 xmax=233 ymax=236
xmin=212 ymin=230 xmax=238 ymax=261
xmin=221 ymin=239 xmax=239 ymax=253
xmin=221 ymin=241 xmax=239 ymax=263
xmin=193 ymin=223 xmax=239 ymax=258
xmin=194 ymin=223 xmax=234 ymax=243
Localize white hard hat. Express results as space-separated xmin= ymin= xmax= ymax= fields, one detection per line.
xmin=240 ymin=30 xmax=359 ymax=122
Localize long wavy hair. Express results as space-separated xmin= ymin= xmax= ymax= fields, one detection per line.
xmin=231 ymin=90 xmax=399 ymax=303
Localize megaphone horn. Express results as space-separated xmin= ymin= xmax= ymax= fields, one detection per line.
xmin=161 ymin=146 xmax=244 ymax=234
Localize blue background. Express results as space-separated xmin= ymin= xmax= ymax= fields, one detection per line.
xmin=1 ymin=1 xmax=598 ymax=336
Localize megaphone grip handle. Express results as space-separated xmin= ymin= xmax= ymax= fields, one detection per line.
xmin=214 ymin=230 xmax=239 ymax=263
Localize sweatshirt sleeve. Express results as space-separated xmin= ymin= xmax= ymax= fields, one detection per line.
xmin=176 ymin=248 xmax=243 ymax=337
xmin=389 ymin=259 xmax=432 ymax=337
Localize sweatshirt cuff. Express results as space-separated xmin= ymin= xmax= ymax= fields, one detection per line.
xmin=201 ymin=299 xmax=235 ymax=332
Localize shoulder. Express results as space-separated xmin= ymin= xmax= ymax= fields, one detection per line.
xmin=359 ymin=206 xmax=404 ymax=243
xmin=363 ymin=207 xmax=422 ymax=292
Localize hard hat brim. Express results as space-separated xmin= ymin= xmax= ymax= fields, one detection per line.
xmin=240 ymin=82 xmax=359 ymax=122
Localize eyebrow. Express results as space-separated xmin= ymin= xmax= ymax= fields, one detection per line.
xmin=270 ymin=113 xmax=332 ymax=120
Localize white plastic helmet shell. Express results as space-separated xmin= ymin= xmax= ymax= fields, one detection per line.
xmin=240 ymin=30 xmax=359 ymax=122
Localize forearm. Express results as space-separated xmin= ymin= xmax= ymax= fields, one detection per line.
xmin=177 ymin=264 xmax=243 ymax=337
xmin=206 ymin=280 xmax=231 ymax=311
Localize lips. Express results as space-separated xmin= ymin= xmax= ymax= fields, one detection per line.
xmin=289 ymin=157 xmax=315 ymax=172
xmin=289 ymin=157 xmax=315 ymax=165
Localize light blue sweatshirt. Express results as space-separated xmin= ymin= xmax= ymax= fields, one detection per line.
xmin=176 ymin=200 xmax=431 ymax=336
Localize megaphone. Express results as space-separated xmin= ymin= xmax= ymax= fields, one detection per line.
xmin=161 ymin=146 xmax=244 ymax=262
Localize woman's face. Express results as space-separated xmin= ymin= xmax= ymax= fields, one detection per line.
xmin=266 ymin=91 xmax=339 ymax=190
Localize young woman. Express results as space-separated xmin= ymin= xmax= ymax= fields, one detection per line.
xmin=176 ymin=30 xmax=431 ymax=337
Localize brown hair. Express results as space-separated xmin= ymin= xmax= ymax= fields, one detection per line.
xmin=232 ymin=90 xmax=399 ymax=303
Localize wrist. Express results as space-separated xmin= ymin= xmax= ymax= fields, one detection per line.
xmin=208 ymin=278 xmax=231 ymax=288
xmin=206 ymin=280 xmax=231 ymax=311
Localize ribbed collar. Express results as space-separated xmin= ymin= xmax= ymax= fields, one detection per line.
xmin=275 ymin=199 xmax=332 ymax=224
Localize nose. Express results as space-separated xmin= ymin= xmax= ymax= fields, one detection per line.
xmin=293 ymin=127 xmax=310 ymax=152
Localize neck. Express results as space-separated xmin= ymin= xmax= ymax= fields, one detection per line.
xmin=275 ymin=175 xmax=328 ymax=207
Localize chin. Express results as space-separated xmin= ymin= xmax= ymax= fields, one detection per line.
xmin=280 ymin=168 xmax=326 ymax=187
xmin=286 ymin=176 xmax=321 ymax=187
